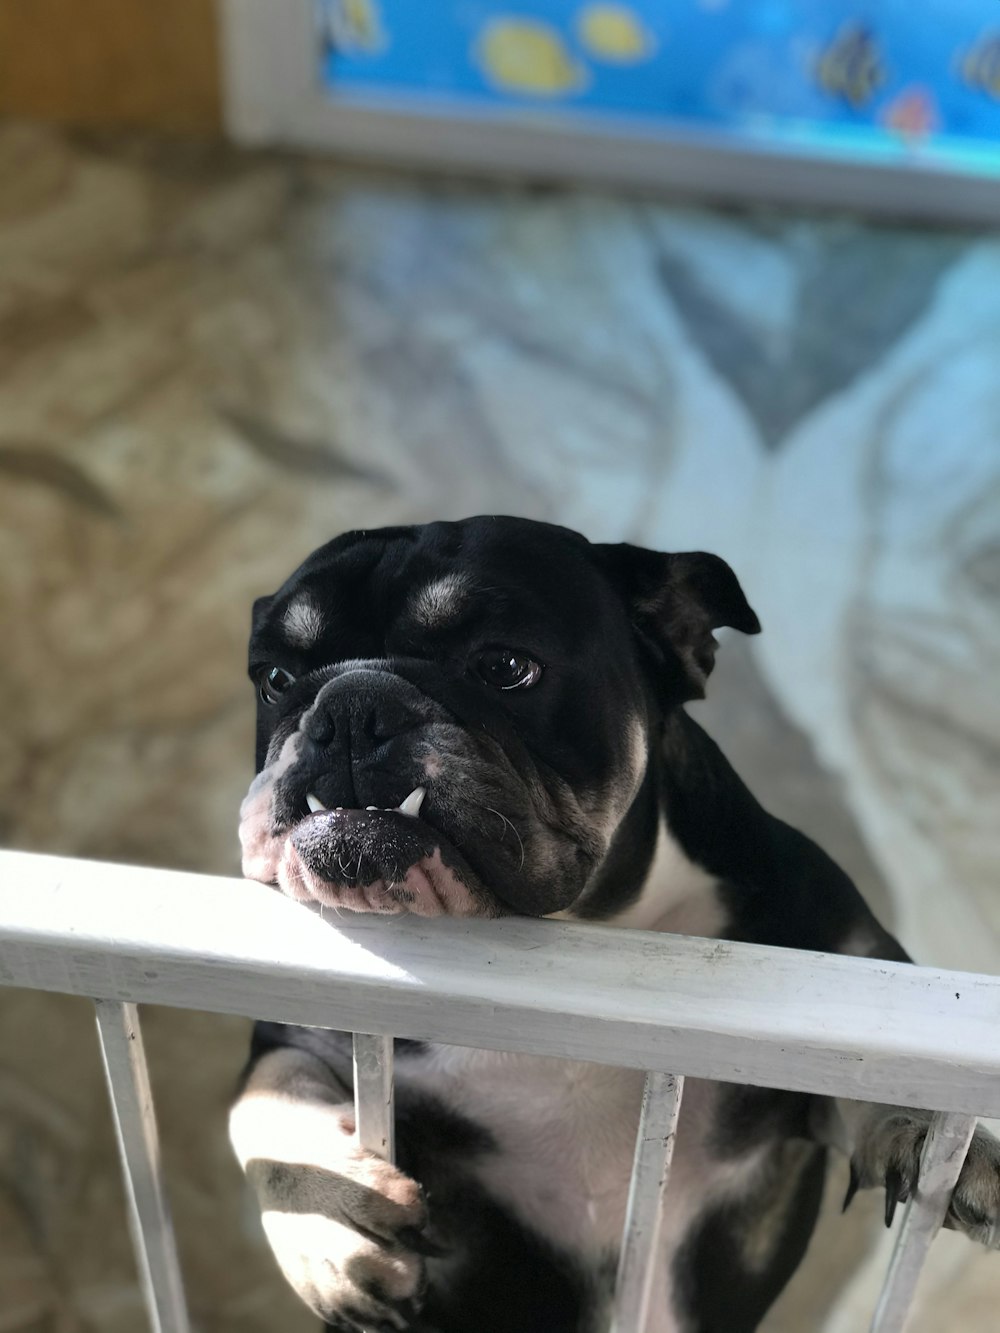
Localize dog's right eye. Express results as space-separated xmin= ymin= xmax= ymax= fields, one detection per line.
xmin=474 ymin=648 xmax=544 ymax=691
xmin=258 ymin=666 xmax=296 ymax=706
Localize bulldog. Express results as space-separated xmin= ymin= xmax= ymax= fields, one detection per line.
xmin=230 ymin=516 xmax=1000 ymax=1333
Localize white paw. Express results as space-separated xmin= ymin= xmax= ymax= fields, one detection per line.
xmin=250 ymin=1145 xmax=438 ymax=1328
xmin=848 ymin=1113 xmax=1000 ymax=1246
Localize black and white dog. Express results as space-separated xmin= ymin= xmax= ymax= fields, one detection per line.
xmin=230 ymin=516 xmax=999 ymax=1333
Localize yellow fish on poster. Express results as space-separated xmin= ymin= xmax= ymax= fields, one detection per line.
xmin=324 ymin=0 xmax=387 ymax=56
xmin=477 ymin=19 xmax=589 ymax=97
xmin=960 ymin=32 xmax=1000 ymax=100
xmin=816 ymin=22 xmax=886 ymax=109
xmin=577 ymin=5 xmax=657 ymax=64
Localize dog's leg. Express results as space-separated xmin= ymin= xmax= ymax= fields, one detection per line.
xmin=812 ymin=1097 xmax=1000 ymax=1246
xmin=229 ymin=1046 xmax=436 ymax=1329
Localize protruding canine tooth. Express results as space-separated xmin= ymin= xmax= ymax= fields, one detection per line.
xmin=306 ymin=793 xmax=326 ymax=813
xmin=397 ymin=786 xmax=426 ymax=818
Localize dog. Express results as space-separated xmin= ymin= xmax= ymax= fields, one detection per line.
xmin=230 ymin=516 xmax=1000 ymax=1333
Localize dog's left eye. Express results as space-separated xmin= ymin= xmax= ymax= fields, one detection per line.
xmin=258 ymin=666 xmax=297 ymax=705
xmin=475 ymin=648 xmax=543 ymax=691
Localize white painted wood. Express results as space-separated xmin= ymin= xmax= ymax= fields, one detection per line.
xmin=352 ymin=1031 xmax=395 ymax=1162
xmin=870 ymin=1112 xmax=979 ymax=1333
xmin=94 ymin=1001 xmax=190 ymax=1333
xmin=219 ymin=0 xmax=1000 ymax=225
xmin=611 ymin=1072 xmax=684 ymax=1333
xmin=219 ymin=0 xmax=319 ymax=145
xmin=3 ymin=851 xmax=1000 ymax=1115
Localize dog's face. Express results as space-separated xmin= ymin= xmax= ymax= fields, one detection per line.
xmin=239 ymin=517 xmax=758 ymax=918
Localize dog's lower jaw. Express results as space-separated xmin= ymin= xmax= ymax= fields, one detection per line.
xmin=240 ymin=751 xmax=501 ymax=915
xmin=278 ymin=837 xmax=488 ymax=918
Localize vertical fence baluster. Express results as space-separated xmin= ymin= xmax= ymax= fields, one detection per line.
xmin=870 ymin=1110 xmax=978 ymax=1333
xmin=94 ymin=1000 xmax=190 ymax=1333
xmin=353 ymin=1032 xmax=395 ymax=1162
xmin=611 ymin=1071 xmax=685 ymax=1333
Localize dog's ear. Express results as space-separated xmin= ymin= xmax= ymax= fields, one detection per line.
xmin=250 ymin=596 xmax=274 ymax=773
xmin=251 ymin=595 xmax=272 ymax=633
xmin=595 ymin=544 xmax=760 ymax=701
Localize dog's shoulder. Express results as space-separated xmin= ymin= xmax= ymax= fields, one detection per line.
xmin=657 ymin=711 xmax=904 ymax=961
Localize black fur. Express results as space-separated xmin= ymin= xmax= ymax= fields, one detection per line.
xmin=235 ymin=516 xmax=920 ymax=1332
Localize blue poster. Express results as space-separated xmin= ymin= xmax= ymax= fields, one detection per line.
xmin=318 ymin=1 xmax=1000 ymax=176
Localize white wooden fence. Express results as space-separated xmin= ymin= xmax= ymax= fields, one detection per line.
xmin=2 ymin=849 xmax=999 ymax=1333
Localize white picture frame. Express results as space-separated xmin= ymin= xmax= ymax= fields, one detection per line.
xmin=220 ymin=0 xmax=1000 ymax=224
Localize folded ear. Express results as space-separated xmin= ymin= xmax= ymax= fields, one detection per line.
xmin=251 ymin=595 xmax=273 ymax=634
xmin=595 ymin=544 xmax=760 ymax=701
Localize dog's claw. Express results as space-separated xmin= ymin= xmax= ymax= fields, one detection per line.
xmin=842 ymin=1162 xmax=861 ymax=1213
xmin=884 ymin=1166 xmax=908 ymax=1228
xmin=398 ymin=1225 xmax=449 ymax=1258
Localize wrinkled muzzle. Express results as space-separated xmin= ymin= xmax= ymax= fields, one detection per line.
xmin=239 ymin=670 xmax=504 ymax=916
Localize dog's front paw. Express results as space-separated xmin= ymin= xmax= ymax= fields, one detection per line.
xmin=250 ymin=1146 xmax=439 ymax=1329
xmin=846 ymin=1112 xmax=1000 ymax=1247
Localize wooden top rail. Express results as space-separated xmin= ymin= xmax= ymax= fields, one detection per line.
xmin=2 ymin=850 xmax=999 ymax=1116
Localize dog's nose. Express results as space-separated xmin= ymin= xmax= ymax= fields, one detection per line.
xmin=305 ymin=673 xmax=416 ymax=757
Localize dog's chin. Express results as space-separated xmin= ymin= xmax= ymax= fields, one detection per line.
xmin=288 ymin=807 xmax=493 ymax=917
xmin=240 ymin=798 xmax=502 ymax=918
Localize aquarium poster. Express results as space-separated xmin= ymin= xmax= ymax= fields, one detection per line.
xmin=317 ymin=0 xmax=1000 ymax=177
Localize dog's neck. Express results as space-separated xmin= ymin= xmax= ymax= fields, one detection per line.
xmin=558 ymin=710 xmax=765 ymax=935
xmin=602 ymin=821 xmax=725 ymax=935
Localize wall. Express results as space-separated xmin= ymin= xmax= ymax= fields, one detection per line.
xmin=0 ymin=0 xmax=220 ymax=133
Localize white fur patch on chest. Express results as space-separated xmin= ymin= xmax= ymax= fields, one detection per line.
xmin=396 ymin=834 xmax=737 ymax=1327
xmin=415 ymin=1048 xmax=645 ymax=1254
xmin=558 ymin=822 xmax=727 ymax=937
xmin=400 ymin=1054 xmax=764 ymax=1331
xmin=615 ymin=822 xmax=726 ymax=935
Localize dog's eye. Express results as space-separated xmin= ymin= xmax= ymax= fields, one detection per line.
xmin=475 ymin=648 xmax=543 ymax=691
xmin=258 ymin=666 xmax=297 ymax=706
